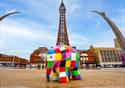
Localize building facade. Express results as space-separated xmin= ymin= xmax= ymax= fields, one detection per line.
xmin=30 ymin=47 xmax=48 ymax=68
xmin=0 ymin=53 xmax=28 ymax=68
xmin=77 ymin=50 xmax=97 ymax=69
xmin=89 ymin=46 xmax=122 ymax=67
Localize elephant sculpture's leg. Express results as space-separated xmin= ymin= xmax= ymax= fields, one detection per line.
xmin=52 ymin=68 xmax=58 ymax=81
xmin=68 ymin=71 xmax=72 ymax=79
xmin=46 ymin=68 xmax=52 ymax=81
xmin=59 ymin=71 xmax=69 ymax=83
xmin=71 ymin=67 xmax=81 ymax=80
xmin=58 ymin=60 xmax=70 ymax=83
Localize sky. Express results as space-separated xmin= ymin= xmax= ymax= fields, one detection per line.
xmin=0 ymin=0 xmax=125 ymax=59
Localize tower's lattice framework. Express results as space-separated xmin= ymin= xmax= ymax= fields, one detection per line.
xmin=56 ymin=0 xmax=70 ymax=46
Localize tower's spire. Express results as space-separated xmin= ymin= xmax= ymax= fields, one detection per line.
xmin=60 ymin=0 xmax=65 ymax=8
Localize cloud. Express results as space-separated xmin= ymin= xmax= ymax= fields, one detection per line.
xmin=1 ymin=24 xmax=35 ymax=38
xmin=117 ymin=8 xmax=125 ymax=36
xmin=0 ymin=40 xmax=10 ymax=50
xmin=91 ymin=27 xmax=117 ymax=48
xmin=5 ymin=9 xmax=17 ymax=14
xmin=69 ymin=33 xmax=90 ymax=49
xmin=0 ymin=18 xmax=57 ymax=59
xmin=1 ymin=18 xmax=56 ymax=40
xmin=70 ymin=4 xmax=81 ymax=12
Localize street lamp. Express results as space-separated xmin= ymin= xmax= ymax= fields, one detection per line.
xmin=0 ymin=10 xmax=19 ymax=21
xmin=92 ymin=11 xmax=125 ymax=61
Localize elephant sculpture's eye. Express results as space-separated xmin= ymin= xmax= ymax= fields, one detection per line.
xmin=50 ymin=56 xmax=52 ymax=58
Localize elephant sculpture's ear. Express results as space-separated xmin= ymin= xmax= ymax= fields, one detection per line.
xmin=47 ymin=49 xmax=55 ymax=61
xmin=47 ymin=54 xmax=55 ymax=61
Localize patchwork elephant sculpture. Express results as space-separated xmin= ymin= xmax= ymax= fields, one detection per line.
xmin=46 ymin=45 xmax=82 ymax=83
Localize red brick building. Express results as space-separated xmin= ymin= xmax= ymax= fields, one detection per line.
xmin=30 ymin=47 xmax=48 ymax=68
xmin=77 ymin=50 xmax=97 ymax=69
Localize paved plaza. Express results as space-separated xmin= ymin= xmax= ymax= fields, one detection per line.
xmin=0 ymin=68 xmax=125 ymax=88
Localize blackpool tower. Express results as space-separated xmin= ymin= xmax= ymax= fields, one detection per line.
xmin=56 ymin=0 xmax=70 ymax=46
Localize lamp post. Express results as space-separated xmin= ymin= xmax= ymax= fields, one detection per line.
xmin=92 ymin=11 xmax=125 ymax=65
xmin=0 ymin=10 xmax=20 ymax=67
xmin=0 ymin=11 xmax=19 ymax=21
